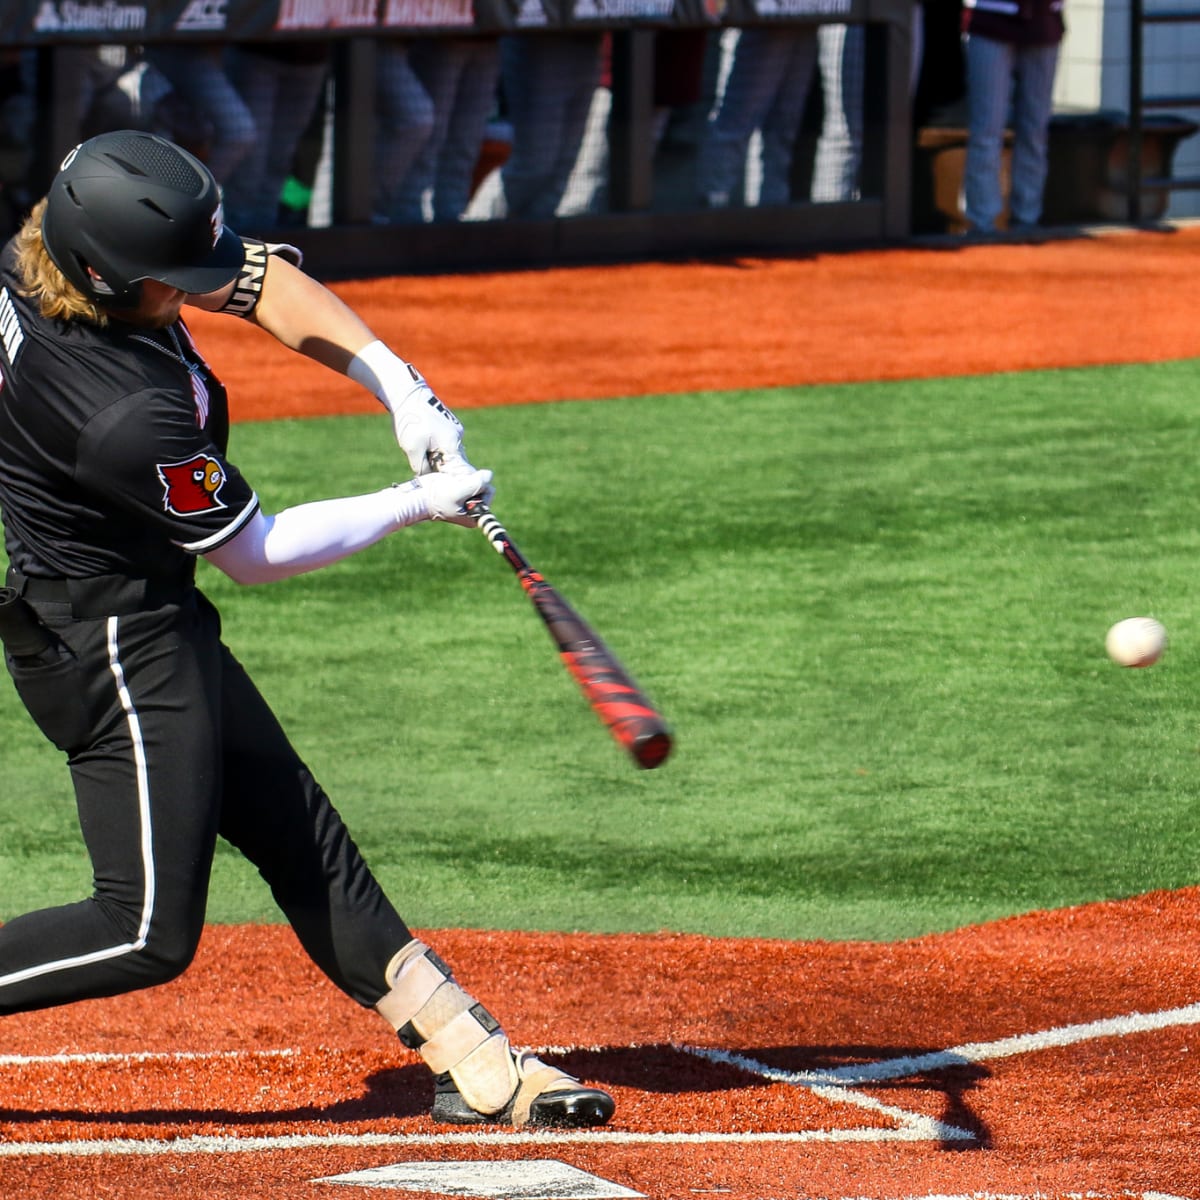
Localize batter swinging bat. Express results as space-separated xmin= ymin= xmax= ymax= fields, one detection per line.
xmin=466 ymin=501 xmax=673 ymax=770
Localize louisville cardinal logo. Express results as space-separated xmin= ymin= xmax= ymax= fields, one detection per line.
xmin=158 ymin=454 xmax=228 ymax=515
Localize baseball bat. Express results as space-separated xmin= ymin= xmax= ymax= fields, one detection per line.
xmin=466 ymin=501 xmax=673 ymax=770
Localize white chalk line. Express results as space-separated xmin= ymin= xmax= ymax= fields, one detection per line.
xmin=680 ymin=1046 xmax=972 ymax=1144
xmin=682 ymin=998 xmax=1200 ymax=1143
xmin=0 ymin=1127 xmax=951 ymax=1159
xmin=0 ymin=1048 xmax=299 ymax=1067
xmin=796 ymin=1000 xmax=1200 ymax=1086
xmin=2 ymin=1000 xmax=1198 ymax=1160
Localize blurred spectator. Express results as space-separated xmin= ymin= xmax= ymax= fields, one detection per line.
xmin=145 ymin=43 xmax=255 ymax=187
xmin=961 ymin=0 xmax=1064 ymax=233
xmin=810 ymin=24 xmax=865 ymax=203
xmin=561 ymin=31 xmax=710 ymax=216
xmin=373 ymin=39 xmax=436 ymax=224
xmin=466 ymin=33 xmax=604 ymax=220
xmin=278 ymin=89 xmax=330 ymax=228
xmin=82 ymin=48 xmax=214 ymax=160
xmin=558 ymin=34 xmax=611 ymax=217
xmin=652 ymin=30 xmax=708 ymax=147
xmin=699 ymin=28 xmax=809 ymax=207
xmin=391 ymin=37 xmax=501 ymax=223
xmin=0 ymin=50 xmax=35 ymax=239
xmin=649 ymin=30 xmax=711 ymax=209
xmin=697 ymin=25 xmax=863 ymax=208
xmin=223 ymin=41 xmax=331 ymax=232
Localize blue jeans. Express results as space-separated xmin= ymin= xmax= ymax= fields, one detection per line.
xmin=964 ymin=33 xmax=1061 ymax=231
xmin=699 ymin=28 xmax=818 ymax=206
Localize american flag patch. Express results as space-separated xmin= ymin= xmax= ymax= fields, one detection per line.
xmin=190 ymin=366 xmax=210 ymax=427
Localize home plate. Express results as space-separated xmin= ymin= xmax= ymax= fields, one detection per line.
xmin=315 ymin=1158 xmax=645 ymax=1198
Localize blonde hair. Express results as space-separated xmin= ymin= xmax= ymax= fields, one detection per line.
xmin=15 ymin=199 xmax=108 ymax=327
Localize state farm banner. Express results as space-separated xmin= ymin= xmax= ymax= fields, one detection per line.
xmin=3 ymin=0 xmax=876 ymax=42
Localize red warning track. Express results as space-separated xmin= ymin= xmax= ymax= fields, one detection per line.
xmin=2 ymin=888 xmax=1199 ymax=1197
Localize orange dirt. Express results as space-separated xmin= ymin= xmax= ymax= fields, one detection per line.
xmin=187 ymin=225 xmax=1200 ymax=420
xmin=3 ymin=890 xmax=1200 ymax=1196
xmin=5 ymin=229 xmax=1200 ymax=1198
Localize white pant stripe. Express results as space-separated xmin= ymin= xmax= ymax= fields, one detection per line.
xmin=0 ymin=616 xmax=156 ymax=990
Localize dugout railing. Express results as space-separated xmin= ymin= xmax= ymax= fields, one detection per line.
xmin=6 ymin=1 xmax=914 ymax=279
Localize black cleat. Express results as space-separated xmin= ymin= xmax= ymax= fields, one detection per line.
xmin=430 ymin=1052 xmax=615 ymax=1128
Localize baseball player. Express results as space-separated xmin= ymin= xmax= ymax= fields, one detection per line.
xmin=0 ymin=130 xmax=614 ymax=1129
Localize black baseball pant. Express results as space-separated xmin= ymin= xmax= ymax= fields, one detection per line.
xmin=0 ymin=583 xmax=411 ymax=1014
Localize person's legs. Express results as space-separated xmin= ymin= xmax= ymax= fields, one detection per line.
xmin=210 ymin=595 xmax=612 ymax=1127
xmin=963 ymin=32 xmax=1016 ymax=233
xmin=253 ymin=57 xmax=330 ymax=231
xmin=220 ymin=48 xmax=313 ymax=231
xmin=810 ymin=22 xmax=866 ymax=202
xmin=499 ymin=35 xmax=602 ymax=219
xmin=698 ymin=28 xmax=797 ymax=207
xmin=213 ymin=623 xmax=410 ymax=1006
xmin=373 ymin=41 xmax=436 ymax=223
xmin=0 ymin=596 xmax=224 ymax=1013
xmin=496 ymin=36 xmax=568 ymax=219
xmin=398 ymin=41 xmax=463 ymax=223
xmin=145 ymin=45 xmax=255 ymax=185
xmin=431 ymin=39 xmax=501 ymax=221
xmin=555 ymin=81 xmax=610 ymax=216
xmin=1008 ymin=41 xmax=1061 ymax=226
xmin=757 ymin=29 xmax=819 ymax=206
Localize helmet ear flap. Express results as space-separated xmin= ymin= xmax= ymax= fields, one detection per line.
xmin=40 ymin=200 xmax=142 ymax=308
xmin=82 ymin=260 xmax=143 ymax=308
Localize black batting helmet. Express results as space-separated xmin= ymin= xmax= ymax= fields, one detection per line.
xmin=40 ymin=130 xmax=244 ymax=308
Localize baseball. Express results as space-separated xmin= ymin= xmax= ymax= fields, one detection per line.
xmin=1105 ymin=617 xmax=1167 ymax=668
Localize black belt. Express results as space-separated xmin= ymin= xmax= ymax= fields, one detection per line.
xmin=6 ymin=569 xmax=195 ymax=619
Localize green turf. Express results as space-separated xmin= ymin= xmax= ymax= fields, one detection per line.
xmin=3 ymin=361 xmax=1200 ymax=941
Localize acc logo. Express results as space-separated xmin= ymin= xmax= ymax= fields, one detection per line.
xmin=158 ymin=455 xmax=228 ymax=515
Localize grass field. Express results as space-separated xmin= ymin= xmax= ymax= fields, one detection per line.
xmin=2 ymin=360 xmax=1199 ymax=941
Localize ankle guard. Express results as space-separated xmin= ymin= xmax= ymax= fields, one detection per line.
xmin=376 ymin=940 xmax=518 ymax=1115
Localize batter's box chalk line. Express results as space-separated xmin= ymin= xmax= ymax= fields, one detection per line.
xmin=680 ymin=995 xmax=1200 ymax=1145
xmin=2 ymin=1001 xmax=1199 ymax=1160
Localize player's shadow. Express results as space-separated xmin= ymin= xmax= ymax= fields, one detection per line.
xmin=556 ymin=1042 xmax=992 ymax=1152
xmin=0 ymin=1062 xmax=436 ymax=1131
xmin=0 ymin=1045 xmax=989 ymax=1150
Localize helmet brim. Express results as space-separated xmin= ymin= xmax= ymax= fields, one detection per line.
xmin=155 ymin=224 xmax=245 ymax=297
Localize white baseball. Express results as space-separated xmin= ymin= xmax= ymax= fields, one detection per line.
xmin=1105 ymin=617 xmax=1167 ymax=668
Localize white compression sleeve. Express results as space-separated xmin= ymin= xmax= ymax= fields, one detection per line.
xmin=204 ymin=484 xmax=428 ymax=585
xmin=346 ymin=340 xmax=424 ymax=413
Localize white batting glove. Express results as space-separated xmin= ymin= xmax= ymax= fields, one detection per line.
xmin=346 ymin=340 xmax=470 ymax=475
xmin=404 ymin=468 xmax=494 ymax=527
xmin=389 ymin=366 xmax=468 ymax=476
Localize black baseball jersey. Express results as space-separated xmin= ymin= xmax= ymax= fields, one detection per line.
xmin=0 ymin=240 xmax=258 ymax=581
